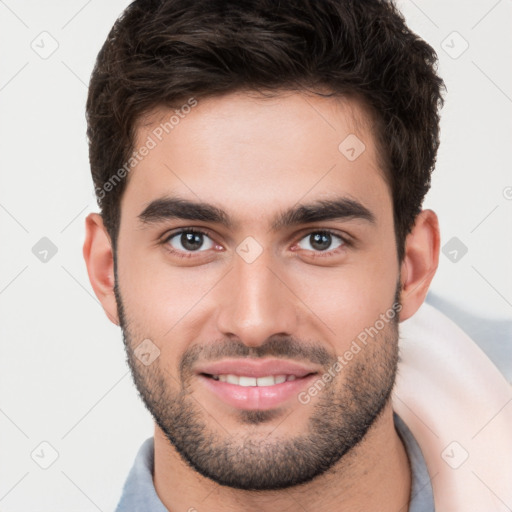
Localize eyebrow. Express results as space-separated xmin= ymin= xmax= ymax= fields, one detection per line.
xmin=137 ymin=195 xmax=376 ymax=230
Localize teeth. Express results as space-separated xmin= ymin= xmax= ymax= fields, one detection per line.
xmin=239 ymin=376 xmax=257 ymax=386
xmin=256 ymin=376 xmax=275 ymax=386
xmin=211 ymin=374 xmax=296 ymax=386
xmin=226 ymin=374 xmax=239 ymax=385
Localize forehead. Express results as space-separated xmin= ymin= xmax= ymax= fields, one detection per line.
xmin=122 ymin=90 xmax=391 ymax=227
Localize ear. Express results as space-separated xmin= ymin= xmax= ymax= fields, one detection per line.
xmin=399 ymin=209 xmax=440 ymax=322
xmin=83 ymin=213 xmax=120 ymax=326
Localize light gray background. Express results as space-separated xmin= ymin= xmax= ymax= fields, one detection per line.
xmin=0 ymin=1 xmax=511 ymax=510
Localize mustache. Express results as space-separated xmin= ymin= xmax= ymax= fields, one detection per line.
xmin=179 ymin=335 xmax=335 ymax=377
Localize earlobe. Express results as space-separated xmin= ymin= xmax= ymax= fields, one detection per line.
xmin=83 ymin=213 xmax=120 ymax=326
xmin=399 ymin=209 xmax=440 ymax=322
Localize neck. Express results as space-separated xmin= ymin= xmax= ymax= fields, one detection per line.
xmin=153 ymin=402 xmax=411 ymax=512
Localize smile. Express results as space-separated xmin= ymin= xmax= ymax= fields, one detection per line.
xmin=207 ymin=374 xmax=298 ymax=386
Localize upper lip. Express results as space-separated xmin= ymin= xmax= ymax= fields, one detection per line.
xmin=195 ymin=358 xmax=320 ymax=378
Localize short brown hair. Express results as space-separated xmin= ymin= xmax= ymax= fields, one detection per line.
xmin=86 ymin=0 xmax=445 ymax=262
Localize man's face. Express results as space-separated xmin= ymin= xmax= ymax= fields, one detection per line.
xmin=114 ymin=91 xmax=401 ymax=490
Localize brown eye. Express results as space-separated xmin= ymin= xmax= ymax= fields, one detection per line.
xmin=166 ymin=230 xmax=215 ymax=252
xmin=297 ymin=231 xmax=345 ymax=252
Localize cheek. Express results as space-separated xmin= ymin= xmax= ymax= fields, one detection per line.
xmin=116 ymin=244 xmax=220 ymax=344
xmin=292 ymin=253 xmax=398 ymax=347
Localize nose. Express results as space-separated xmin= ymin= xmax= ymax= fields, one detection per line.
xmin=215 ymin=248 xmax=299 ymax=347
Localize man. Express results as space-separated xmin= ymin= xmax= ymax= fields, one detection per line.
xmin=82 ymin=0 xmax=512 ymax=511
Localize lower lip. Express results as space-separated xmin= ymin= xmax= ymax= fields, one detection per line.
xmin=197 ymin=374 xmax=317 ymax=410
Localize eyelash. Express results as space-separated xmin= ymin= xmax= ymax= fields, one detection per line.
xmin=160 ymin=228 xmax=352 ymax=260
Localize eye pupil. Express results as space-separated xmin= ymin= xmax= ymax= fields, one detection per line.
xmin=310 ymin=232 xmax=331 ymax=251
xmin=181 ymin=232 xmax=203 ymax=251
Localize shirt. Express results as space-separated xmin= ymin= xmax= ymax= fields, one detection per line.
xmin=115 ymin=412 xmax=434 ymax=511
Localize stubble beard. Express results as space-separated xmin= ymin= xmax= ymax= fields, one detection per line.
xmin=114 ymin=277 xmax=400 ymax=490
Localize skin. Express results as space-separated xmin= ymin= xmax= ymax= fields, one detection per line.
xmin=83 ymin=90 xmax=440 ymax=511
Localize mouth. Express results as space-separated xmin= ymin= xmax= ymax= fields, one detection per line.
xmin=204 ymin=374 xmax=303 ymax=386
xmin=195 ymin=359 xmax=320 ymax=410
